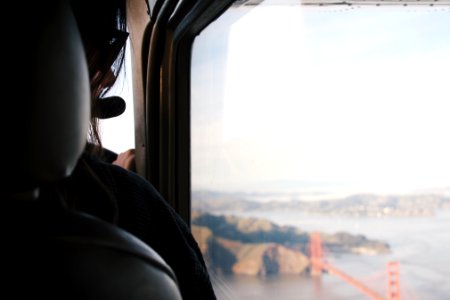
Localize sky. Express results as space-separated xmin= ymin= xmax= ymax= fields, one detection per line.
xmin=191 ymin=5 xmax=450 ymax=196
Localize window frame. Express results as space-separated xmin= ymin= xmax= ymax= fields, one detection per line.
xmin=143 ymin=0 xmax=235 ymax=224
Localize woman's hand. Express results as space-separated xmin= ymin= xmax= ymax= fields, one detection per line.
xmin=112 ymin=148 xmax=136 ymax=171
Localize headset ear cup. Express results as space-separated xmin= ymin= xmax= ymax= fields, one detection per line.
xmin=94 ymin=96 xmax=126 ymax=119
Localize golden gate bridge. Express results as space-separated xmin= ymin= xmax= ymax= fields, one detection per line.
xmin=309 ymin=232 xmax=401 ymax=300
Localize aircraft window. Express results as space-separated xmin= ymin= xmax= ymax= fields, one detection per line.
xmin=191 ymin=4 xmax=450 ymax=300
xmin=101 ymin=40 xmax=135 ymax=153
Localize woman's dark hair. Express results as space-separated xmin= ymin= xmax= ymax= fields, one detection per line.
xmin=38 ymin=0 xmax=130 ymax=223
xmin=70 ymin=0 xmax=128 ymax=152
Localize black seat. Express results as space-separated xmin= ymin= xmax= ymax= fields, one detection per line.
xmin=3 ymin=1 xmax=182 ymax=299
xmin=6 ymin=205 xmax=182 ymax=299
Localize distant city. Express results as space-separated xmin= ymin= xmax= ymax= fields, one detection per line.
xmin=192 ymin=189 xmax=450 ymax=217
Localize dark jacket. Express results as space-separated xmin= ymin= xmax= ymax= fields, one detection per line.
xmin=66 ymin=151 xmax=216 ymax=300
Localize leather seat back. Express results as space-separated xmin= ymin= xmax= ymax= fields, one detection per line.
xmin=3 ymin=1 xmax=182 ymax=299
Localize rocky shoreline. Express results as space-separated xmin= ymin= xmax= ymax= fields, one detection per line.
xmin=192 ymin=212 xmax=390 ymax=276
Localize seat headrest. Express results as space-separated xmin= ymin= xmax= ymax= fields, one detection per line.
xmin=3 ymin=1 xmax=90 ymax=198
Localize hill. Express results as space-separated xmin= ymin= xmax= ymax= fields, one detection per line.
xmin=192 ymin=212 xmax=389 ymax=276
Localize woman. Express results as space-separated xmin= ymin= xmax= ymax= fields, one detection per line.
xmin=67 ymin=0 xmax=217 ymax=298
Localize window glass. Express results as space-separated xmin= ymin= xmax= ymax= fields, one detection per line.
xmin=101 ymin=40 xmax=135 ymax=153
xmin=191 ymin=4 xmax=450 ymax=300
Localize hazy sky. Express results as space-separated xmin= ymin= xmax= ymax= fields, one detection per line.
xmin=191 ymin=5 xmax=450 ymax=195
